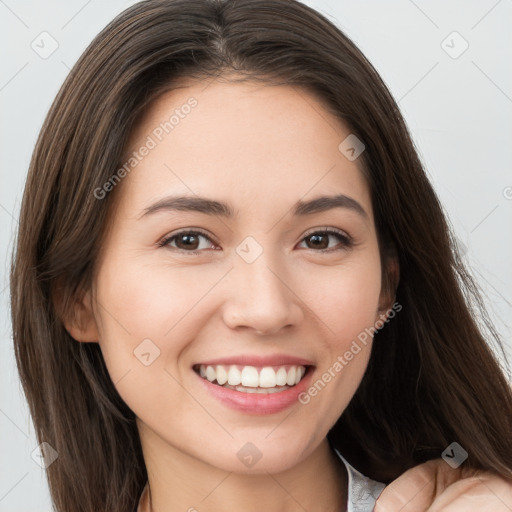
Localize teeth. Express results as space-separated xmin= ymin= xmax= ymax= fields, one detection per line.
xmin=216 ymin=365 xmax=228 ymax=385
xmin=206 ymin=366 xmax=216 ymax=382
xmin=287 ymin=366 xmax=296 ymax=386
xmin=228 ymin=365 xmax=241 ymax=386
xmin=222 ymin=383 xmax=291 ymax=394
xmin=259 ymin=367 xmax=276 ymax=388
xmin=196 ymin=364 xmax=307 ymax=389
xmin=276 ymin=367 xmax=288 ymax=386
xmin=241 ymin=366 xmax=259 ymax=387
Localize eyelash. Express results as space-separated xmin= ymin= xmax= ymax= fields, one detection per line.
xmin=157 ymin=227 xmax=353 ymax=254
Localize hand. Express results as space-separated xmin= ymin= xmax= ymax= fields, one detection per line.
xmin=374 ymin=458 xmax=512 ymax=511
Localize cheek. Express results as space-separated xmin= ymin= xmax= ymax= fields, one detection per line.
xmin=95 ymin=242 xmax=382 ymax=361
xmin=94 ymin=240 xmax=381 ymax=381
xmin=91 ymin=258 xmax=200 ymax=419
xmin=95 ymin=258 xmax=212 ymax=343
xmin=92 ymin=255 xmax=235 ymax=402
xmin=301 ymin=250 xmax=382 ymax=341
xmin=293 ymin=250 xmax=381 ymax=420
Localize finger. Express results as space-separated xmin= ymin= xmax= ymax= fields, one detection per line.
xmin=426 ymin=474 xmax=512 ymax=512
xmin=374 ymin=461 xmax=438 ymax=512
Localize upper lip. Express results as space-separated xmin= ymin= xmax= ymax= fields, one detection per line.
xmin=194 ymin=354 xmax=315 ymax=368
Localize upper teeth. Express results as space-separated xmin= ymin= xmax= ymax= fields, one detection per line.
xmin=197 ymin=364 xmax=306 ymax=387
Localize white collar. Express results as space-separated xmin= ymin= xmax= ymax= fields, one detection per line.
xmin=333 ymin=447 xmax=386 ymax=512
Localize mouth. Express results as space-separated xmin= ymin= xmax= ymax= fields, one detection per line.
xmin=192 ymin=363 xmax=313 ymax=394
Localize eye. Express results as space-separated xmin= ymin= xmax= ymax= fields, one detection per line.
xmin=157 ymin=229 xmax=218 ymax=253
xmin=158 ymin=227 xmax=353 ymax=254
xmin=298 ymin=228 xmax=353 ymax=252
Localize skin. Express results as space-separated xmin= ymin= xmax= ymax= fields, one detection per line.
xmin=375 ymin=459 xmax=512 ymax=511
xmin=64 ymin=77 xmax=512 ymax=511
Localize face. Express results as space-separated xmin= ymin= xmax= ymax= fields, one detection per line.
xmin=76 ymin=77 xmax=391 ymax=474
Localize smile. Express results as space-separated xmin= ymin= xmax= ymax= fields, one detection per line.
xmin=193 ymin=364 xmax=309 ymax=394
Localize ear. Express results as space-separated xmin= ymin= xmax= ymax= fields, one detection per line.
xmin=54 ymin=284 xmax=100 ymax=343
xmin=376 ymin=255 xmax=400 ymax=320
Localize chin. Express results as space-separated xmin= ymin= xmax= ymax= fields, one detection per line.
xmin=202 ymin=435 xmax=315 ymax=475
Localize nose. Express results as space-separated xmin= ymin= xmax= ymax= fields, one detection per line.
xmin=222 ymin=253 xmax=304 ymax=336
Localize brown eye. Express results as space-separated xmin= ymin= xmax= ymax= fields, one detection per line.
xmin=174 ymin=233 xmax=202 ymax=250
xmin=158 ymin=228 xmax=352 ymax=254
xmin=158 ymin=230 xmax=216 ymax=253
xmin=299 ymin=230 xmax=352 ymax=252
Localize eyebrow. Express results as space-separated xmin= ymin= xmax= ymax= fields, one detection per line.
xmin=139 ymin=193 xmax=369 ymax=220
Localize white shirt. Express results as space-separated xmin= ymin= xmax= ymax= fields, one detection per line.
xmin=334 ymin=447 xmax=386 ymax=511
xmin=137 ymin=448 xmax=386 ymax=512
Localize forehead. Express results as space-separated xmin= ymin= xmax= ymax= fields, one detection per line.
xmin=118 ymin=78 xmax=373 ymax=221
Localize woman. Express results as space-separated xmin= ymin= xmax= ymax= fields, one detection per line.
xmin=10 ymin=0 xmax=512 ymax=511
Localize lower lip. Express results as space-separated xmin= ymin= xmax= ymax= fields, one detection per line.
xmin=195 ymin=367 xmax=315 ymax=415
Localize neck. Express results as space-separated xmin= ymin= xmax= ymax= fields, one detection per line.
xmin=138 ymin=423 xmax=347 ymax=512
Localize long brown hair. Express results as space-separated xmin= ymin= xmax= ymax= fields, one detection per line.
xmin=10 ymin=0 xmax=512 ymax=510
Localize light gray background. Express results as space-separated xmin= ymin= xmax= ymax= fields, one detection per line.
xmin=1 ymin=0 xmax=511 ymax=510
